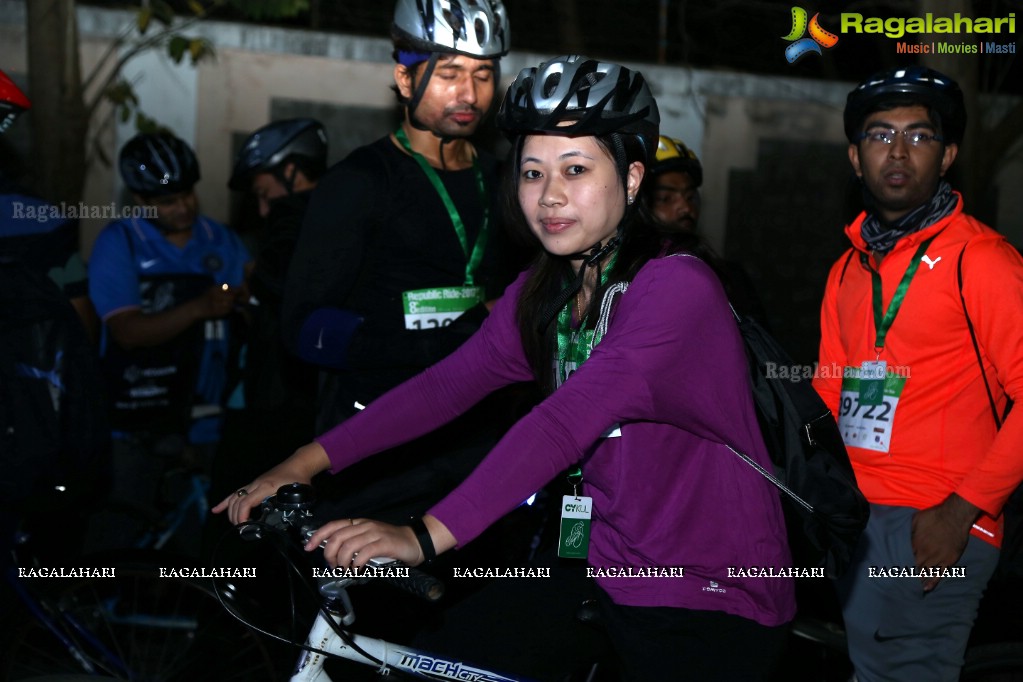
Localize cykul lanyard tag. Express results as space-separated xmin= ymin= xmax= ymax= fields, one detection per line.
xmin=559 ymin=466 xmax=591 ymax=558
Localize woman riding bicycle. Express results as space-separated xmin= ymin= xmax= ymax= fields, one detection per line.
xmin=218 ymin=55 xmax=795 ymax=680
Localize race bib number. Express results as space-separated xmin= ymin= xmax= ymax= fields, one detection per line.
xmin=402 ymin=286 xmax=483 ymax=330
xmin=838 ymin=366 xmax=907 ymax=454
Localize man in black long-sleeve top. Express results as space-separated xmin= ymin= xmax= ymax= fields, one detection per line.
xmin=281 ymin=0 xmax=519 ymax=521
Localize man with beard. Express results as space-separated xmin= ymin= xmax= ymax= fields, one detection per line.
xmin=813 ymin=67 xmax=1023 ymax=681
xmin=280 ymin=0 xmax=517 ymax=522
xmin=645 ymin=134 xmax=767 ymax=324
xmin=648 ymin=134 xmax=703 ymax=234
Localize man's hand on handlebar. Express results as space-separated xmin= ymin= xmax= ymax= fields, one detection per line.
xmin=212 ymin=442 xmax=332 ymax=524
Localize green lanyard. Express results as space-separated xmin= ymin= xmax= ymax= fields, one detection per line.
xmin=394 ymin=127 xmax=490 ymax=286
xmin=557 ymin=252 xmax=618 ymax=489
xmin=555 ymin=252 xmax=619 ymax=386
xmin=862 ymin=235 xmax=937 ymax=352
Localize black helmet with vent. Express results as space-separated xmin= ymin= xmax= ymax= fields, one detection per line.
xmin=119 ymin=133 xmax=200 ymax=197
xmin=844 ymin=66 xmax=966 ymax=144
xmin=497 ymin=55 xmax=659 ymax=161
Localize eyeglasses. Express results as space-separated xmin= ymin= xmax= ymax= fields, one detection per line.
xmin=855 ymin=128 xmax=944 ymax=146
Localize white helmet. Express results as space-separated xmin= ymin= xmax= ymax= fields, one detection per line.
xmin=392 ymin=0 xmax=509 ymax=59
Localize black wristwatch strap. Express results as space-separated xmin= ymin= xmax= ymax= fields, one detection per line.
xmin=409 ymin=517 xmax=436 ymax=562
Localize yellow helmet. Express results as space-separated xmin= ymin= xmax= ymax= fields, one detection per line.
xmin=653 ymin=135 xmax=702 ymax=187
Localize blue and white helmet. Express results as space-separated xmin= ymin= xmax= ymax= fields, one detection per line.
xmin=229 ymin=118 xmax=327 ymax=190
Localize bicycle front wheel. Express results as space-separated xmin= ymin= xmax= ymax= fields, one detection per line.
xmin=6 ymin=559 xmax=279 ymax=682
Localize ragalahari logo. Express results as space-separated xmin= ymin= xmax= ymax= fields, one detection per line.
xmin=783 ymin=7 xmax=839 ymax=63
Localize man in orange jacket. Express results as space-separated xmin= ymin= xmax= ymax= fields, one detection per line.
xmin=814 ymin=67 xmax=1023 ymax=681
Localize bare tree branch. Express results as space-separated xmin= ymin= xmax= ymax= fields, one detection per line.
xmin=84 ymin=4 xmax=224 ymax=118
xmin=82 ymin=23 xmax=137 ymax=94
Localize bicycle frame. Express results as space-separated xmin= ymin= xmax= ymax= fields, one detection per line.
xmin=290 ymin=604 xmax=537 ymax=682
xmin=241 ymin=484 xmax=543 ymax=682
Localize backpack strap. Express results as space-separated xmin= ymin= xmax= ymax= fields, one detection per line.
xmin=837 ymin=248 xmax=856 ymax=286
xmin=960 ymin=243 xmax=1023 ymax=580
xmin=591 ymin=282 xmax=629 ymax=351
xmin=724 ymin=443 xmax=815 ymax=515
xmin=957 ymin=243 xmax=1005 ymax=429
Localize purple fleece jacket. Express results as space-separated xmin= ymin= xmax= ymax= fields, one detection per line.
xmin=317 ymin=255 xmax=796 ymax=626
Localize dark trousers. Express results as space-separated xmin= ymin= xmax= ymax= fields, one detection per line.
xmin=411 ymin=550 xmax=614 ymax=682
xmin=410 ymin=553 xmax=787 ymax=682
xmin=595 ymin=588 xmax=788 ymax=682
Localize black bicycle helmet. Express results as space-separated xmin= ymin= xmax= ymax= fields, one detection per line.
xmin=652 ymin=135 xmax=702 ymax=187
xmin=228 ymin=118 xmax=327 ymax=191
xmin=392 ymin=0 xmax=509 ymax=59
xmin=0 ymin=69 xmax=31 ymax=134
xmin=119 ymin=133 xmax=201 ymax=196
xmin=497 ymin=55 xmax=660 ymax=161
xmin=844 ymin=66 xmax=966 ymax=144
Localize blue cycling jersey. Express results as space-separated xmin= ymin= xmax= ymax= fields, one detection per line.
xmin=89 ymin=215 xmax=251 ymax=443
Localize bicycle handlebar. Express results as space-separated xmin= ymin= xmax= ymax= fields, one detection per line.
xmin=238 ymin=483 xmax=444 ymax=603
xmin=376 ymin=560 xmax=445 ymax=601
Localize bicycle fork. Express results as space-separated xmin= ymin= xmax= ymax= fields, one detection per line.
xmin=290 ymin=602 xmax=402 ymax=681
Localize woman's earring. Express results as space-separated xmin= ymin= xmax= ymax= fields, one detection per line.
xmin=627 ymin=195 xmax=635 ymax=205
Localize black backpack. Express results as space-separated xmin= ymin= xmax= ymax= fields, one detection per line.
xmin=727 ymin=308 xmax=870 ymax=579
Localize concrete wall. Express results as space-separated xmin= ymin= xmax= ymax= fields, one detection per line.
xmin=2 ymin=0 xmax=1021 ymax=267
